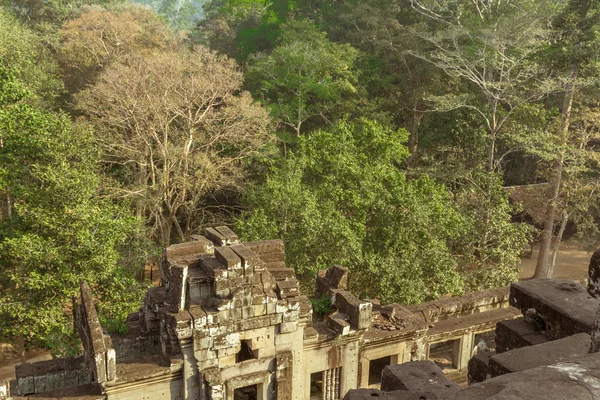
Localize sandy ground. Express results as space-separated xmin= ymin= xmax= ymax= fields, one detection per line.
xmin=0 ymin=351 xmax=52 ymax=381
xmin=518 ymin=240 xmax=592 ymax=280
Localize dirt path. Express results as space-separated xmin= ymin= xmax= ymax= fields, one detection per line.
xmin=0 ymin=351 xmax=52 ymax=382
xmin=518 ymin=240 xmax=593 ymax=280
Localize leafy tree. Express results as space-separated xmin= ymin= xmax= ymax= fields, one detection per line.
xmin=75 ymin=46 xmax=272 ymax=246
xmin=236 ymin=119 xmax=465 ymax=304
xmin=4 ymin=0 xmax=124 ymax=30
xmin=533 ymin=0 xmax=600 ymax=278
xmin=197 ymin=0 xmax=294 ymax=60
xmin=0 ymin=8 xmax=63 ymax=105
xmin=0 ymin=64 xmax=150 ymax=349
xmin=132 ymin=0 xmax=205 ymax=32
xmin=245 ymin=20 xmax=359 ymax=138
xmin=407 ymin=0 xmax=561 ymax=172
xmin=453 ymin=173 xmax=533 ymax=290
xmin=58 ymin=4 xmax=178 ymax=94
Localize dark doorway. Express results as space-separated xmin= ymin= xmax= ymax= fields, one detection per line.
xmin=368 ymin=355 xmax=391 ymax=385
xmin=310 ymin=372 xmax=323 ymax=399
xmin=234 ymin=384 xmax=258 ymax=400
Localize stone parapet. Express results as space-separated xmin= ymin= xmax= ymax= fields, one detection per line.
xmin=75 ymin=282 xmax=115 ymax=384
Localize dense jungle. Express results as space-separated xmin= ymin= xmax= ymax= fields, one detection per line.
xmin=1 ymin=0 xmax=599 ymax=354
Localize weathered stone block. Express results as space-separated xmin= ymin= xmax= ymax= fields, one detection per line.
xmin=276 ymin=280 xmax=300 ymax=298
xmin=448 ymin=352 xmax=600 ymax=400
xmin=256 ymin=345 xmax=276 ymax=359
xmin=194 ymin=332 xmax=212 ymax=350
xmin=195 ymin=349 xmax=217 ymax=362
xmin=510 ymin=279 xmax=598 ymax=340
xmin=253 ymin=304 xmax=266 ymax=316
xmin=214 ymin=246 xmax=242 ymax=272
xmin=381 ymin=361 xmax=460 ymax=399
xmin=258 ymin=252 xmax=285 ymax=263
xmin=495 ymin=318 xmax=547 ymax=353
xmin=282 ymin=307 xmax=300 ymax=321
xmin=489 ymin=333 xmax=591 ymax=378
xmin=468 ymin=351 xmax=492 ymax=385
xmin=244 ymin=239 xmax=285 ymax=255
xmin=205 ymin=227 xmax=227 ymax=246
xmin=242 ymin=305 xmax=255 ymax=319
xmin=231 ymin=307 xmax=243 ymax=321
xmin=230 ymin=244 xmax=262 ymax=274
xmin=333 ymin=290 xmax=372 ymax=330
xmin=266 ymin=268 xmax=295 ymax=281
xmin=327 ymin=314 xmax=351 ymax=336
xmin=343 ymin=389 xmax=440 ymax=400
xmin=271 ymin=313 xmax=283 ymax=325
xmin=214 ymin=226 xmax=239 ymax=245
xmin=197 ymin=357 xmax=218 ymax=371
xmin=239 ymin=315 xmax=273 ymax=331
xmin=166 ymin=239 xmax=213 ymax=259
xmin=217 ymin=345 xmax=240 ymax=357
xmin=279 ymin=321 xmax=298 ymax=333
xmin=218 ymin=354 xmax=237 ymax=368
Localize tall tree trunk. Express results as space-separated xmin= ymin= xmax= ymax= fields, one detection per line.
xmin=534 ymin=68 xmax=576 ymax=278
xmin=408 ymin=102 xmax=423 ymax=155
xmin=488 ymin=130 xmax=496 ymax=172
xmin=548 ymin=209 xmax=569 ymax=278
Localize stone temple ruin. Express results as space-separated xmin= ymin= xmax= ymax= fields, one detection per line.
xmin=2 ymin=227 xmax=600 ymax=399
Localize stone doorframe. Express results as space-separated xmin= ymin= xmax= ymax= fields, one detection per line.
xmin=225 ymin=370 xmax=271 ymax=400
xmin=358 ymin=343 xmax=405 ymax=387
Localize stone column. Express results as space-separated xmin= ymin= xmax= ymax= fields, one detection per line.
xmin=335 ymin=368 xmax=341 ymax=400
xmin=181 ymin=338 xmax=199 ymax=399
xmin=588 ymin=249 xmax=600 ymax=298
xmin=325 ymin=369 xmax=331 ymax=400
xmin=457 ymin=333 xmax=474 ymax=371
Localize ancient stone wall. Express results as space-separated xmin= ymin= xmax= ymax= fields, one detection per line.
xmin=76 ymin=282 xmax=116 ymax=384
xmin=5 ymin=227 xmax=546 ymax=400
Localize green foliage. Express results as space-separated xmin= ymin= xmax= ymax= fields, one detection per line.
xmin=0 ymin=8 xmax=63 ymax=105
xmin=198 ymin=0 xmax=282 ymax=60
xmin=246 ymin=19 xmax=359 ymax=136
xmin=453 ymin=173 xmax=534 ymax=290
xmin=46 ymin=330 xmax=81 ymax=358
xmin=310 ymin=294 xmax=331 ymax=316
xmin=236 ymin=119 xmax=465 ymax=304
xmin=134 ymin=0 xmax=205 ymax=32
xmin=0 ymin=63 xmax=152 ymax=345
xmin=5 ymin=0 xmax=126 ymax=30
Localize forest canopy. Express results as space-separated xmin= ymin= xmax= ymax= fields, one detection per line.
xmin=1 ymin=0 xmax=599 ymax=349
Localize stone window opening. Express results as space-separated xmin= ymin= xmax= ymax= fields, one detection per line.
xmin=472 ymin=330 xmax=494 ymax=356
xmin=236 ymin=340 xmax=256 ymax=363
xmin=368 ymin=355 xmax=391 ymax=386
xmin=429 ymin=339 xmax=460 ymax=371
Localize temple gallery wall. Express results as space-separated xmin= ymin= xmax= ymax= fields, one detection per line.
xmin=2 ymin=227 xmax=600 ymax=400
